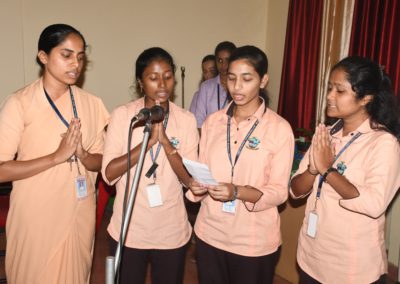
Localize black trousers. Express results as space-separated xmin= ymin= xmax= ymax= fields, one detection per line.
xmin=195 ymin=235 xmax=281 ymax=284
xmin=109 ymin=236 xmax=187 ymax=284
xmin=299 ymin=267 xmax=387 ymax=284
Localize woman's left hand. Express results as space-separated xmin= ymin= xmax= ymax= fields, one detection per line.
xmin=312 ymin=124 xmax=335 ymax=174
xmin=157 ymin=121 xmax=169 ymax=146
xmin=207 ymin=183 xmax=235 ymax=202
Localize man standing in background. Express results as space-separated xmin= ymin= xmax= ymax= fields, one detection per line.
xmin=193 ymin=41 xmax=236 ymax=130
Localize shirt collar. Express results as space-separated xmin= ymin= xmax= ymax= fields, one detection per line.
xmin=331 ymin=118 xmax=374 ymax=138
xmin=225 ymin=98 xmax=267 ymax=121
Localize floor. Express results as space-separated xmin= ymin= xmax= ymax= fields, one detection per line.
xmin=90 ymin=208 xmax=291 ymax=284
xmin=0 ymin=207 xmax=397 ymax=283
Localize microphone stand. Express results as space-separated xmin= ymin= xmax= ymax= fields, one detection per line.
xmin=105 ymin=119 xmax=153 ymax=284
xmin=180 ymin=66 xmax=185 ymax=108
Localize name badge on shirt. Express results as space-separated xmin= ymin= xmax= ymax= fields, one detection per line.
xmin=75 ymin=175 xmax=88 ymax=200
xmin=307 ymin=211 xmax=318 ymax=238
xmin=146 ymin=183 xmax=163 ymax=208
xmin=222 ymin=200 xmax=236 ymax=214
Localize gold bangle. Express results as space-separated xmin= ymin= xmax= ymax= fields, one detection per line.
xmin=168 ymin=149 xmax=178 ymax=156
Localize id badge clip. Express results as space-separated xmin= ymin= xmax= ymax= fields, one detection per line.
xmin=307 ymin=211 xmax=318 ymax=238
xmin=146 ymin=183 xmax=163 ymax=208
xmin=75 ymin=175 xmax=88 ymax=200
xmin=222 ymin=200 xmax=236 ymax=214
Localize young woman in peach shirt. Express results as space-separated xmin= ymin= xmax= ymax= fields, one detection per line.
xmin=102 ymin=47 xmax=199 ymax=284
xmin=291 ymin=56 xmax=400 ymax=284
xmin=187 ymin=45 xmax=294 ymax=284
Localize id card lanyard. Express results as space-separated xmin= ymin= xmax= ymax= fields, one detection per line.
xmin=217 ymin=84 xmax=228 ymax=110
xmin=44 ymin=85 xmax=82 ymax=175
xmin=313 ymin=132 xmax=362 ymax=210
xmin=145 ymin=107 xmax=170 ymax=183
xmin=226 ymin=116 xmax=259 ymax=183
xmin=224 ymin=115 xmax=259 ymax=213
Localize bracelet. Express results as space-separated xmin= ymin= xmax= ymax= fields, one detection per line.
xmin=322 ymin=167 xmax=337 ymax=182
xmin=232 ymin=184 xmax=238 ymax=201
xmin=168 ymin=149 xmax=178 ymax=156
xmin=307 ymin=165 xmax=318 ymax=175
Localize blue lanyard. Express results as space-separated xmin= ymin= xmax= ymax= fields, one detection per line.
xmin=149 ymin=109 xmax=170 ymax=179
xmin=217 ymin=84 xmax=228 ymax=110
xmin=44 ymin=85 xmax=78 ymax=127
xmin=316 ymin=132 xmax=362 ymax=199
xmin=227 ymin=116 xmax=259 ymax=181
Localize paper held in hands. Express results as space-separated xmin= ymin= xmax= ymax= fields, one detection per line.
xmin=182 ymin=158 xmax=218 ymax=186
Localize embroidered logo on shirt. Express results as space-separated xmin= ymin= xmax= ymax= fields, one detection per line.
xmin=336 ymin=161 xmax=347 ymax=175
xmin=170 ymin=137 xmax=180 ymax=149
xmin=246 ymin=137 xmax=260 ymax=150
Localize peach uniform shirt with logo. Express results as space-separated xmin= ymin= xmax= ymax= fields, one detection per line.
xmin=291 ymin=119 xmax=400 ymax=284
xmin=102 ymin=98 xmax=199 ymax=249
xmin=0 ymin=79 xmax=109 ymax=284
xmin=186 ymin=101 xmax=294 ymax=256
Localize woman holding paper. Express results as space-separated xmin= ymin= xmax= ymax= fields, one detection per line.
xmin=187 ymin=45 xmax=294 ymax=284
xmin=102 ymin=47 xmax=199 ymax=284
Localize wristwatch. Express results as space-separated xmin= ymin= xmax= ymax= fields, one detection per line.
xmin=322 ymin=167 xmax=338 ymax=182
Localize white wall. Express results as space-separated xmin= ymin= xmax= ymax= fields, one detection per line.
xmin=1 ymin=0 xmax=269 ymax=112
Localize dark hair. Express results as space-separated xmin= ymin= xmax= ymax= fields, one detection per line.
xmin=36 ymin=24 xmax=86 ymax=67
xmin=214 ymin=41 xmax=236 ymax=56
xmin=135 ymin=47 xmax=176 ymax=83
xmin=202 ymin=54 xmax=215 ymax=64
xmin=331 ymin=56 xmax=400 ymax=139
xmin=228 ymin=45 xmax=269 ymax=105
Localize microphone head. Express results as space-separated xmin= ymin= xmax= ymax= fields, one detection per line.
xmin=150 ymin=105 xmax=164 ymax=122
xmin=131 ymin=107 xmax=150 ymax=122
xmin=139 ymin=108 xmax=151 ymax=117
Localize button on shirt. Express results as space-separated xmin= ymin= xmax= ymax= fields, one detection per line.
xmin=187 ymin=101 xmax=294 ymax=256
xmin=291 ymin=119 xmax=400 ymax=284
xmin=193 ymin=75 xmax=228 ymax=128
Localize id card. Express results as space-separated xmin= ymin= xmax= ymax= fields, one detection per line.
xmin=307 ymin=211 xmax=318 ymax=238
xmin=75 ymin=175 xmax=88 ymax=200
xmin=146 ymin=183 xmax=163 ymax=207
xmin=222 ymin=200 xmax=236 ymax=214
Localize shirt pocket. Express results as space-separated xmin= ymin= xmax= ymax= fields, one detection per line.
xmin=341 ymin=166 xmax=365 ymax=188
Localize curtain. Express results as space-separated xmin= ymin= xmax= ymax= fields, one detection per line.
xmin=349 ymin=0 xmax=400 ymax=98
xmin=315 ymin=0 xmax=355 ymax=124
xmin=277 ymin=0 xmax=323 ymax=131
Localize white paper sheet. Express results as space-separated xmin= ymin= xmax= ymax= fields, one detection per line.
xmin=182 ymin=158 xmax=218 ymax=185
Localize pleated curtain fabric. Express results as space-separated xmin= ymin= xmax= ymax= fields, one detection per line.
xmin=277 ymin=0 xmax=323 ymax=131
xmin=349 ymin=0 xmax=400 ymax=99
xmin=315 ymin=0 xmax=355 ymax=125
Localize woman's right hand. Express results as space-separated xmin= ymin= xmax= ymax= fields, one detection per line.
xmin=188 ymin=178 xmax=208 ymax=196
xmin=308 ymin=132 xmax=318 ymax=174
xmin=148 ymin=122 xmax=161 ymax=148
xmin=53 ymin=119 xmax=81 ymax=164
xmin=312 ymin=124 xmax=335 ymax=174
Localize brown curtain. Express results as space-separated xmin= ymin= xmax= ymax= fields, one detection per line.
xmin=349 ymin=0 xmax=400 ymax=98
xmin=278 ymin=0 xmax=323 ymax=130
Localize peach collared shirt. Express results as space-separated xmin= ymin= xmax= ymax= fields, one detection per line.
xmin=291 ymin=119 xmax=400 ymax=284
xmin=187 ymin=101 xmax=294 ymax=256
xmin=102 ymin=98 xmax=199 ymax=249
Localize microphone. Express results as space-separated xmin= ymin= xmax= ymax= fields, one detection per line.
xmin=131 ymin=108 xmax=151 ymax=122
xmin=131 ymin=105 xmax=164 ymax=123
xmin=148 ymin=105 xmax=164 ymax=122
